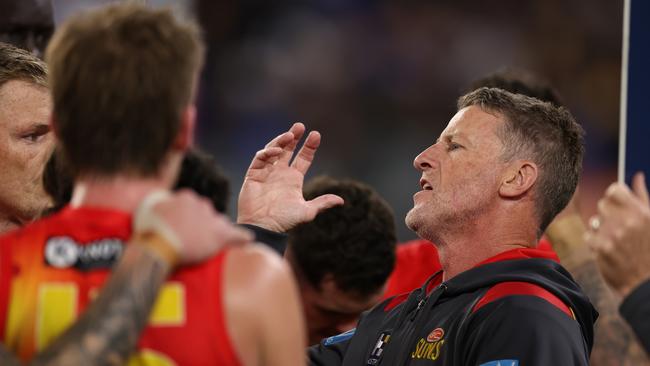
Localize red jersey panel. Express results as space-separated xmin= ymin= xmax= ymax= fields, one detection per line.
xmin=0 ymin=206 xmax=240 ymax=366
xmin=382 ymin=238 xmax=558 ymax=300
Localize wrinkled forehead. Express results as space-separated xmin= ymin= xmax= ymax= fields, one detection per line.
xmin=439 ymin=105 xmax=505 ymax=146
xmin=0 ymin=80 xmax=51 ymax=128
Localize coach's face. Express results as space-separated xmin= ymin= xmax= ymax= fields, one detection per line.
xmin=405 ymin=106 xmax=507 ymax=239
xmin=0 ymin=80 xmax=54 ymax=228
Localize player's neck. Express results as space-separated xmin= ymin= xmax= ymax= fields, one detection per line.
xmin=435 ymin=208 xmax=538 ymax=282
xmin=70 ymin=176 xmax=170 ymax=213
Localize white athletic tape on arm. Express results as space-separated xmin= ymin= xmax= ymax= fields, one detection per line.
xmin=133 ymin=190 xmax=183 ymax=253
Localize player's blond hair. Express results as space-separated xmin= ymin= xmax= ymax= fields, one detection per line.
xmin=0 ymin=42 xmax=48 ymax=88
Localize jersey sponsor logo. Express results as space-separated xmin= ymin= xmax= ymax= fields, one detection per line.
xmin=44 ymin=236 xmax=124 ymax=271
xmin=411 ymin=327 xmax=446 ymax=361
xmin=324 ymin=328 xmax=356 ymax=346
xmin=479 ymin=360 xmax=519 ymax=366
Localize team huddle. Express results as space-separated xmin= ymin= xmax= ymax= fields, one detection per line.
xmin=0 ymin=3 xmax=649 ymax=366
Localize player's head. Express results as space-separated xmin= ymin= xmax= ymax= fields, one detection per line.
xmin=173 ymin=149 xmax=230 ymax=213
xmin=0 ymin=42 xmax=53 ymax=230
xmin=469 ymin=68 xmax=564 ymax=106
xmin=43 ymin=148 xmax=230 ymax=215
xmin=45 ymin=4 xmax=204 ymax=183
xmin=286 ymin=176 xmax=396 ymax=344
xmin=467 ymin=69 xmax=581 ymax=235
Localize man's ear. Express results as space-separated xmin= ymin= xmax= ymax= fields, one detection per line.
xmin=173 ymin=105 xmax=196 ymax=151
xmin=499 ymin=160 xmax=538 ymax=198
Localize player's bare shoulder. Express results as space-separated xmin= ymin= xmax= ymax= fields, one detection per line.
xmin=223 ymin=243 xmax=303 ymax=366
xmin=225 ymin=243 xmax=292 ymax=288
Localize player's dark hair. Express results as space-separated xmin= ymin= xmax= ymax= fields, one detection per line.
xmin=458 ymin=88 xmax=584 ymax=235
xmin=42 ymin=148 xmax=74 ymax=215
xmin=469 ymin=68 xmax=564 ymax=107
xmin=42 ymin=148 xmax=229 ymax=214
xmin=288 ymin=176 xmax=397 ymax=298
xmin=173 ymin=149 xmax=230 ymax=213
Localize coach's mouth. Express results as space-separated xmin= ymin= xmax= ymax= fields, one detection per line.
xmin=419 ymin=178 xmax=433 ymax=191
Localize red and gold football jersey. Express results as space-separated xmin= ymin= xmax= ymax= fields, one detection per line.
xmin=0 ymin=206 xmax=240 ymax=365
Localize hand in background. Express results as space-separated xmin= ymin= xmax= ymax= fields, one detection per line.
xmin=545 ymin=187 xmax=590 ymax=264
xmin=586 ymin=172 xmax=650 ymax=297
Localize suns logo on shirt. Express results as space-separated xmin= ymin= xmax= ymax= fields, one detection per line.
xmin=411 ymin=327 xmax=446 ymax=361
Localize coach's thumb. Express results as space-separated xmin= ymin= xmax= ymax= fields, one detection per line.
xmin=308 ymin=194 xmax=345 ymax=216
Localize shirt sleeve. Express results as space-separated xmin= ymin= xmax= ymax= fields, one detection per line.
xmin=239 ymin=224 xmax=287 ymax=255
xmin=620 ymin=279 xmax=650 ymax=355
xmin=463 ymin=296 xmax=590 ymax=366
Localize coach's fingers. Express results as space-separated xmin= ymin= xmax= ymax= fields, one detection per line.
xmin=291 ymin=131 xmax=321 ymax=175
xmin=278 ymin=122 xmax=306 ymax=164
xmin=262 ymin=131 xmax=295 ymax=154
xmin=247 ymin=147 xmax=284 ymax=171
xmin=306 ymin=194 xmax=344 ymax=217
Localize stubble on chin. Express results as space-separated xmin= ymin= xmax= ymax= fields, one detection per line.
xmin=404 ymin=206 xmax=418 ymax=231
xmin=405 ymin=206 xmax=429 ymax=239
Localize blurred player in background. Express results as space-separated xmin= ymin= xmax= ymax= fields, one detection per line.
xmin=0 ymin=4 xmax=305 ymax=365
xmin=0 ymin=40 xmax=251 ymax=366
xmin=286 ymin=176 xmax=396 ymax=345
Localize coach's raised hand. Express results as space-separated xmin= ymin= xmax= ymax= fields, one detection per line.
xmin=237 ymin=122 xmax=344 ymax=232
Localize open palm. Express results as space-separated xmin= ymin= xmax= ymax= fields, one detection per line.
xmin=237 ymin=123 xmax=343 ymax=232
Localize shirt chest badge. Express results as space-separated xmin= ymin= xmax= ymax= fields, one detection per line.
xmin=366 ymin=332 xmax=391 ymax=365
xmin=411 ymin=327 xmax=446 ymax=361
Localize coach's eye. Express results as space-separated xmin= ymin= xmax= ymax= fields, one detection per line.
xmin=447 ymin=142 xmax=462 ymax=152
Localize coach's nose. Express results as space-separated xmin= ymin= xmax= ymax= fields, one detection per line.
xmin=413 ymin=144 xmax=437 ymax=172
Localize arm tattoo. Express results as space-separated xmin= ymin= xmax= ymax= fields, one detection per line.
xmin=570 ymin=260 xmax=650 ymax=366
xmin=19 ymin=242 xmax=172 ymax=366
xmin=0 ymin=344 xmax=23 ymax=366
xmin=547 ymin=215 xmax=649 ymax=365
